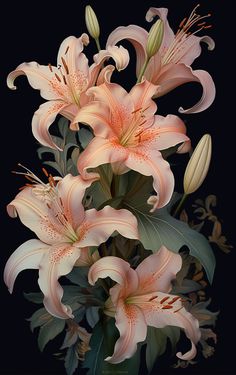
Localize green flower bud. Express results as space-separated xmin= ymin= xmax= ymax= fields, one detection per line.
xmin=85 ymin=5 xmax=100 ymax=40
xmin=146 ymin=19 xmax=164 ymax=58
xmin=184 ymin=134 xmax=212 ymax=194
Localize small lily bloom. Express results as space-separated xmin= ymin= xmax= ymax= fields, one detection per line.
xmin=4 ymin=172 xmax=138 ymax=319
xmin=89 ymin=246 xmax=201 ymax=364
xmin=7 ymin=34 xmax=129 ymax=149
xmin=74 ymin=79 xmax=190 ymax=210
xmin=107 ymin=5 xmax=215 ymax=113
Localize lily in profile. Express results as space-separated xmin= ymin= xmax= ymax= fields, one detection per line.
xmin=7 ymin=34 xmax=129 ymax=149
xmin=4 ymin=170 xmax=138 ymax=319
xmin=74 ymin=79 xmax=190 ymax=210
xmin=89 ymin=246 xmax=201 ymax=363
xmin=107 ymin=5 xmax=215 ymax=113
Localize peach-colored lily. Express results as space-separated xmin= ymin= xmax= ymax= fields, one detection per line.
xmin=107 ymin=5 xmax=215 ymax=113
xmin=74 ymin=79 xmax=190 ymax=210
xmin=89 ymin=246 xmax=201 ymax=364
xmin=7 ymin=34 xmax=129 ymax=149
xmin=4 ymin=172 xmax=138 ymax=319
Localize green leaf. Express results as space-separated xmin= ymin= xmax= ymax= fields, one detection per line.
xmin=38 ymin=318 xmax=65 ymax=351
xmin=66 ymin=266 xmax=90 ymax=288
xmin=24 ymin=292 xmax=43 ymax=304
xmin=28 ymin=308 xmax=52 ymax=331
xmin=123 ymin=196 xmax=216 ymax=283
xmin=65 ymin=343 xmax=79 ymax=375
xmin=146 ymin=327 xmax=167 ymax=373
xmin=86 ymin=306 xmax=100 ymax=328
xmin=84 ymin=318 xmax=141 ymax=375
xmin=78 ymin=127 xmax=94 ymax=149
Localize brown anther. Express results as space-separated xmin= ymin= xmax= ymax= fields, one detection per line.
xmin=174 ymin=307 xmax=183 ymax=313
xmin=169 ymin=296 xmax=181 ymax=305
xmin=62 ymin=75 xmax=67 ymax=85
xmin=197 ymin=22 xmax=206 ymax=26
xmin=55 ymin=73 xmax=61 ymax=82
xmin=162 ymin=305 xmax=173 ymax=309
xmin=204 ymin=25 xmax=212 ymax=29
xmin=65 ymin=46 xmax=70 ymax=54
xmin=131 ymin=107 xmax=142 ymax=114
xmin=160 ymin=296 xmax=169 ymax=304
xmin=48 ymin=63 xmax=53 ymax=72
xmin=61 ymin=57 xmax=69 ymax=75
xmin=25 ymin=175 xmax=35 ymax=183
xmin=138 ymin=120 xmax=147 ymax=127
xmin=19 ymin=186 xmax=27 ymax=191
xmin=42 ymin=167 xmax=49 ymax=177
xmin=46 ymin=203 xmax=51 ymax=209
xmin=59 ymin=197 xmax=63 ymax=206
xmin=149 ymin=296 xmax=158 ymax=302
xmin=25 ymin=183 xmax=33 ymax=187
xmin=179 ymin=17 xmax=187 ymax=28
xmin=48 ymin=174 xmax=56 ymax=187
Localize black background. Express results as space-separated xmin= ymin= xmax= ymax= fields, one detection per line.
xmin=1 ymin=1 xmax=235 ymax=374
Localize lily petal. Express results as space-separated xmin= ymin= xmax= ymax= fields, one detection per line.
xmin=7 ymin=187 xmax=67 ymax=245
xmin=32 ymin=100 xmax=73 ymax=149
xmin=135 ymin=246 xmax=182 ymax=294
xmin=77 ymin=137 xmax=127 ymax=180
xmin=94 ymin=45 xmax=130 ymax=72
xmin=4 ymin=239 xmax=48 ymax=293
xmin=88 ymin=256 xmax=138 ymax=294
xmin=105 ymin=300 xmax=147 ymax=364
xmin=106 ymin=25 xmax=148 ymax=76
xmin=38 ymin=243 xmax=81 ymax=319
xmin=129 ymin=80 xmax=158 ymax=117
xmin=57 ymin=174 xmax=94 ymax=229
xmin=125 ymin=147 xmax=174 ymax=209
xmin=78 ymin=205 xmax=139 ymax=248
xmin=7 ymin=61 xmax=62 ymax=101
xmin=143 ymin=291 xmax=201 ymax=361
xmin=141 ymin=114 xmax=189 ymax=150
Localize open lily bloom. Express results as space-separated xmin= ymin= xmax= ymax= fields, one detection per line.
xmin=7 ymin=34 xmax=129 ymax=149
xmin=74 ymin=79 xmax=190 ymax=210
xmin=89 ymin=246 xmax=201 ymax=364
xmin=4 ymin=173 xmax=138 ymax=319
xmin=107 ymin=5 xmax=216 ymax=113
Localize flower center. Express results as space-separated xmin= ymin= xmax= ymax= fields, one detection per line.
xmin=125 ymin=293 xmax=183 ymax=313
xmin=162 ymin=4 xmax=212 ymax=65
xmin=119 ymin=106 xmax=149 ymax=147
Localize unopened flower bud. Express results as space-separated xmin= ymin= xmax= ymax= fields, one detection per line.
xmin=146 ymin=19 xmax=164 ymax=58
xmin=85 ymin=5 xmax=100 ymax=40
xmin=184 ymin=134 xmax=212 ymax=194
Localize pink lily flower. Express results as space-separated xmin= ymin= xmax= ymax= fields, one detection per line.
xmin=89 ymin=246 xmax=201 ymax=364
xmin=107 ymin=5 xmax=216 ymax=113
xmin=7 ymin=34 xmax=129 ymax=149
xmin=74 ymin=79 xmax=190 ymax=210
xmin=4 ymin=172 xmax=138 ymax=319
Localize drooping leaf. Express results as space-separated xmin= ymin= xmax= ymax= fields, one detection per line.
xmin=78 ymin=127 xmax=94 ymax=149
xmin=66 ymin=266 xmax=90 ymax=288
xmin=38 ymin=318 xmax=65 ymax=352
xmin=28 ymin=307 xmax=52 ymax=332
xmin=123 ymin=190 xmax=216 ymax=283
xmin=24 ymin=291 xmax=43 ymax=304
xmin=65 ymin=343 xmax=79 ymax=375
xmin=86 ymin=306 xmax=100 ymax=328
xmin=146 ymin=327 xmax=167 ymax=373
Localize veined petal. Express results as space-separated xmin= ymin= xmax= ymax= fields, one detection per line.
xmin=141 ymin=114 xmax=189 ymax=151
xmin=77 ymin=205 xmax=139 ymax=248
xmin=155 ymin=64 xmax=216 ymax=113
xmin=143 ymin=291 xmax=201 ymax=361
xmin=96 ymin=65 xmax=115 ymax=86
xmin=32 ymin=100 xmax=72 ymax=149
xmin=38 ymin=243 xmax=81 ymax=319
xmin=125 ymin=147 xmax=174 ymax=209
xmin=57 ymin=174 xmax=94 ymax=229
xmin=88 ymin=256 xmax=138 ymax=295
xmin=7 ymin=187 xmax=67 ymax=245
xmin=7 ymin=61 xmax=63 ymax=101
xmin=178 ymin=68 xmax=216 ymax=114
xmin=94 ymin=45 xmax=130 ymax=72
xmin=105 ymin=300 xmax=147 ymax=364
xmin=129 ymin=80 xmax=158 ymax=117
xmin=107 ymin=25 xmax=148 ymax=77
xmin=4 ymin=239 xmax=48 ymax=293
xmin=77 ymin=137 xmax=127 ymax=180
xmin=57 ymin=34 xmax=90 ymax=77
xmin=135 ymin=246 xmax=182 ymax=294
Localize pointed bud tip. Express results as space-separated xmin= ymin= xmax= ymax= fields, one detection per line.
xmin=85 ymin=5 xmax=100 ymax=40
xmin=146 ymin=19 xmax=164 ymax=58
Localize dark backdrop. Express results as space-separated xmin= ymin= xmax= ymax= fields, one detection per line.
xmin=1 ymin=1 xmax=235 ymax=374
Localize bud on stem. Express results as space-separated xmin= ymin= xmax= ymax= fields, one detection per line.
xmin=85 ymin=5 xmax=101 ymax=50
xmin=146 ymin=19 xmax=164 ymax=58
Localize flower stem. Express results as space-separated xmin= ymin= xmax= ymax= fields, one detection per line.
xmin=95 ymin=38 xmax=101 ymax=52
xmin=173 ymin=193 xmax=188 ymax=218
xmin=137 ymin=57 xmax=150 ymax=83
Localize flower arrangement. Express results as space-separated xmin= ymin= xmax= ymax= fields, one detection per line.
xmin=4 ymin=4 xmax=232 ymax=375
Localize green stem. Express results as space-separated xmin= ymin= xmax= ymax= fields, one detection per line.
xmin=173 ymin=193 xmax=188 ymax=218
xmin=97 ymin=195 xmax=124 ymax=211
xmin=95 ymin=38 xmax=101 ymax=52
xmin=137 ymin=57 xmax=150 ymax=83
xmin=111 ymin=174 xmax=120 ymax=198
